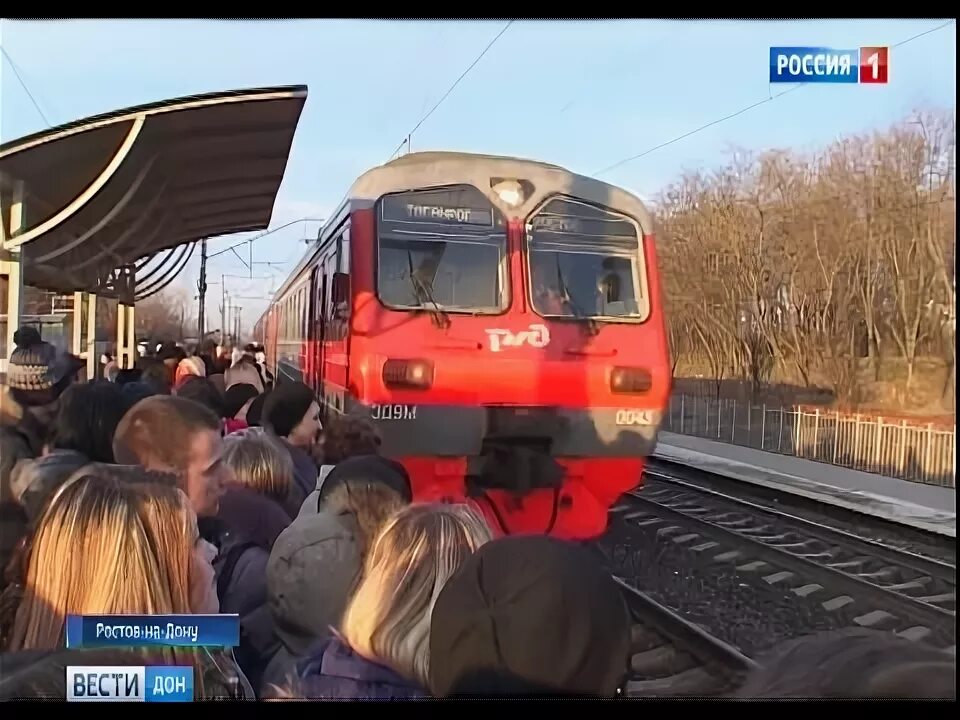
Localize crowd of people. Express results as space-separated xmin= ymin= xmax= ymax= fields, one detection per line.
xmin=0 ymin=328 xmax=955 ymax=700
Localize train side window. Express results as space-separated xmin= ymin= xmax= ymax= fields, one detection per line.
xmin=299 ymin=287 xmax=307 ymax=340
xmin=304 ymin=286 xmax=309 ymax=339
xmin=330 ymin=251 xmax=342 ymax=341
xmin=320 ymin=251 xmax=334 ymax=341
xmin=324 ymin=248 xmax=343 ymax=342
xmin=313 ymin=263 xmax=327 ymax=340
xmin=339 ymin=229 xmax=350 ymax=274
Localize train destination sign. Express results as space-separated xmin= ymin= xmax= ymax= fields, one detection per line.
xmin=380 ymin=186 xmax=497 ymax=229
xmin=530 ymin=197 xmax=639 ymax=245
xmin=406 ymin=204 xmax=476 ymax=223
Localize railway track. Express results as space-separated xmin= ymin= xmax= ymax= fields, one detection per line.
xmin=615 ymin=468 xmax=956 ymax=652
xmin=617 ymin=577 xmax=757 ymax=697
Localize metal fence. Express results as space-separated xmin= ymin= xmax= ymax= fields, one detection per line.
xmin=663 ymin=394 xmax=956 ymax=488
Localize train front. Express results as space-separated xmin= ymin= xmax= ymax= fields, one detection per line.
xmin=348 ymin=157 xmax=671 ymax=540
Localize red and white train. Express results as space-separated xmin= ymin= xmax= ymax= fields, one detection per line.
xmin=254 ymin=151 xmax=670 ymax=540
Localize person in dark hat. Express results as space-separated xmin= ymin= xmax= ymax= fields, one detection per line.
xmin=13 ymin=380 xmax=136 ymax=527
xmin=1 ymin=338 xmax=84 ymax=493
xmin=222 ymin=383 xmax=260 ymax=435
xmin=429 ymin=535 xmax=632 ymax=698
xmin=157 ymin=341 xmax=186 ymax=388
xmin=260 ymin=455 xmax=412 ymax=696
xmin=0 ymin=336 xmax=83 ymax=594
xmin=308 ymin=454 xmax=411 ymax=514
xmin=245 ymin=390 xmax=269 ymax=428
xmin=261 ymin=382 xmax=321 ymax=512
xmin=11 ymin=327 xmax=41 ymax=349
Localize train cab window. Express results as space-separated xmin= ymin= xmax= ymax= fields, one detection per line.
xmin=375 ymin=185 xmax=507 ymax=314
xmin=325 ymin=246 xmax=349 ymax=342
xmin=527 ymin=197 xmax=648 ymax=322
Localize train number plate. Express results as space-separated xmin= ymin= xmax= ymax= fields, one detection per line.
xmin=371 ymin=404 xmax=417 ymax=421
xmin=615 ymin=409 xmax=658 ymax=426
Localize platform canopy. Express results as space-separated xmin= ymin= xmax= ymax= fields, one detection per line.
xmin=0 ymin=85 xmax=308 ymax=303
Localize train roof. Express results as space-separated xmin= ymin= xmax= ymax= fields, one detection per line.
xmin=348 ymin=151 xmax=653 ymax=229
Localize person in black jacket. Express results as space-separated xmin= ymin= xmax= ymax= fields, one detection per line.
xmin=260 ymin=383 xmax=322 ymax=515
xmin=0 ymin=333 xmax=82 ymax=594
xmin=204 ymin=430 xmax=296 ymax=694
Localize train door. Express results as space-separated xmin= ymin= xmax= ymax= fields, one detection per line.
xmin=320 ymin=227 xmax=350 ymax=416
xmin=309 ymin=264 xmax=324 ymax=397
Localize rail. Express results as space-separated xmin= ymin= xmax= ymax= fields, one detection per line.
xmin=613 ymin=577 xmax=757 ymax=696
xmin=626 ymin=468 xmax=956 ymax=653
xmin=663 ymin=393 xmax=956 ymax=488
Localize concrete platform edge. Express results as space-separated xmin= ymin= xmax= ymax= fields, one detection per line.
xmin=652 ymin=443 xmax=956 ymax=539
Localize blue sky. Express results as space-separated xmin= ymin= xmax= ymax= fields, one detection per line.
xmin=1 ymin=19 xmax=955 ymax=332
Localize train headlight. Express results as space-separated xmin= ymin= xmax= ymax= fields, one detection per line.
xmin=610 ymin=366 xmax=652 ymax=394
xmin=490 ymin=178 xmax=532 ymax=208
xmin=383 ymin=359 xmax=434 ymax=390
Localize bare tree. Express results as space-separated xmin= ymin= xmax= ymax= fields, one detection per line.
xmin=135 ymin=287 xmax=196 ymax=341
xmin=654 ymin=107 xmax=955 ymax=414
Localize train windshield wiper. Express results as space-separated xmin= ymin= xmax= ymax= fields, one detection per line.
xmin=406 ymin=248 xmax=451 ymax=329
xmin=554 ymin=254 xmax=598 ymax=335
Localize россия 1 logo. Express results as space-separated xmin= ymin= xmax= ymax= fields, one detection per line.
xmin=769 ymin=47 xmax=889 ymax=84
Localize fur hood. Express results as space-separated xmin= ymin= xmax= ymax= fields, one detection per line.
xmin=266 ymin=478 xmax=405 ymax=659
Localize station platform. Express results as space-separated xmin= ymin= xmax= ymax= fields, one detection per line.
xmin=653 ymin=432 xmax=956 ymax=538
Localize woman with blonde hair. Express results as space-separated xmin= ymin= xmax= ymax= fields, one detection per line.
xmin=280 ymin=503 xmax=492 ymax=699
xmin=204 ymin=430 xmax=294 ymax=692
xmin=5 ymin=468 xmax=252 ymax=700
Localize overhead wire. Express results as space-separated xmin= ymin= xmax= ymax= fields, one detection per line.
xmin=592 ymin=19 xmax=956 ymax=178
xmin=206 ymin=217 xmax=325 ymax=261
xmin=387 ymin=20 xmax=515 ymax=160
xmin=0 ymin=45 xmax=51 ymax=127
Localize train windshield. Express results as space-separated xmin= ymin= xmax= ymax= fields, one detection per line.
xmin=376 ymin=185 xmax=508 ymax=313
xmin=527 ymin=197 xmax=646 ymax=321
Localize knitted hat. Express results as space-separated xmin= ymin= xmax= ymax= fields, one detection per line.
xmin=6 ymin=340 xmax=83 ymax=407
xmin=222 ymin=382 xmax=259 ymax=419
xmin=246 ymin=391 xmax=269 ymax=427
xmin=262 ymin=382 xmax=316 ymax=438
xmin=429 ymin=536 xmax=632 ymax=698
xmin=12 ymin=327 xmax=41 ymax=348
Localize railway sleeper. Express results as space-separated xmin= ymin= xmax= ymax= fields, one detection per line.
xmin=630 ymin=625 xmax=665 ymax=652
xmin=736 ymin=525 xmax=778 ymax=536
xmin=744 ymin=532 xmax=792 ymax=542
xmin=855 ymin=566 xmax=900 ymax=580
xmin=626 ymin=666 xmax=729 ymax=697
xmin=827 ymin=556 xmax=873 ymax=570
xmin=768 ymin=539 xmax=820 ymax=550
xmin=630 ymin=644 xmax=697 ymax=675
xmin=713 ymin=518 xmax=756 ymax=529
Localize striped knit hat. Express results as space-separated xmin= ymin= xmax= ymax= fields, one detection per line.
xmin=6 ymin=339 xmax=83 ymax=407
